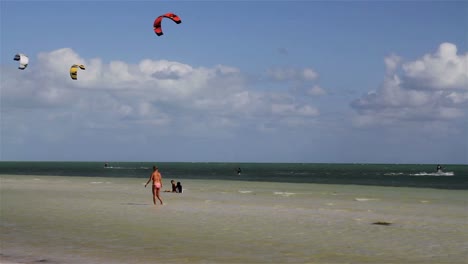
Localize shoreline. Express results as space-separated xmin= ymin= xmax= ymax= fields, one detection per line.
xmin=0 ymin=172 xmax=466 ymax=191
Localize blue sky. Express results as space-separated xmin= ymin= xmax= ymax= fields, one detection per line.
xmin=1 ymin=1 xmax=467 ymax=164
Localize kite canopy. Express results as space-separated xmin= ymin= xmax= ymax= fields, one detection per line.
xmin=70 ymin=64 xmax=86 ymax=80
xmin=153 ymin=13 xmax=182 ymax=36
xmin=13 ymin=53 xmax=29 ymax=70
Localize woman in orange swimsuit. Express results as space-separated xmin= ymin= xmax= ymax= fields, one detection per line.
xmin=145 ymin=166 xmax=163 ymax=205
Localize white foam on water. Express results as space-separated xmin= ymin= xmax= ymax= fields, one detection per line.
xmin=411 ymin=171 xmax=454 ymax=176
xmin=354 ymin=197 xmax=380 ymax=202
xmin=384 ymin=172 xmax=404 ymax=176
xmin=273 ymin=191 xmax=296 ymax=197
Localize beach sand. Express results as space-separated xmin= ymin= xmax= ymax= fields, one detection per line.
xmin=1 ymin=175 xmax=467 ymax=263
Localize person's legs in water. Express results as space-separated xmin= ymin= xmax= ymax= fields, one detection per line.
xmin=156 ymin=185 xmax=163 ymax=205
xmin=153 ymin=183 xmax=163 ymax=205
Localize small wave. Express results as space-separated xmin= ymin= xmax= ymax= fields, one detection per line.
xmin=105 ymin=166 xmax=149 ymax=170
xmin=384 ymin=172 xmax=404 ymax=176
xmin=274 ymin=192 xmax=296 ymax=197
xmin=355 ymin=198 xmax=379 ymax=202
xmin=90 ymin=181 xmax=103 ymax=184
xmin=411 ymin=172 xmax=454 ymax=176
xmin=238 ymin=190 xmax=253 ymax=194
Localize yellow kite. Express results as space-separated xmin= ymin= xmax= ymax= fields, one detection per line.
xmin=70 ymin=64 xmax=86 ymax=80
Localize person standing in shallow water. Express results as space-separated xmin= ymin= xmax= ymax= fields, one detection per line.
xmin=145 ymin=166 xmax=163 ymax=205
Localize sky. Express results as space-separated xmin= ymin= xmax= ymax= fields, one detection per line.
xmin=1 ymin=0 xmax=467 ymax=164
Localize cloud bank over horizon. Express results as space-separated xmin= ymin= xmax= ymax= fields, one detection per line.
xmin=3 ymin=48 xmax=323 ymax=130
xmin=1 ymin=42 xmax=467 ymax=163
xmin=351 ymin=42 xmax=468 ymax=127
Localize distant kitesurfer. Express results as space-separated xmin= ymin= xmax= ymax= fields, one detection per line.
xmin=237 ymin=167 xmax=242 ymax=175
xmin=436 ymin=164 xmax=443 ymax=173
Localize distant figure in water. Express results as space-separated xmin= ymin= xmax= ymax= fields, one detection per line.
xmin=104 ymin=162 xmax=108 ymax=168
xmin=237 ymin=167 xmax=242 ymax=175
xmin=176 ymin=182 xmax=183 ymax=193
xmin=145 ymin=166 xmax=163 ymax=205
xmin=436 ymin=164 xmax=443 ymax=173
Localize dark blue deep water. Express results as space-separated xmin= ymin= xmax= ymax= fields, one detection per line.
xmin=0 ymin=162 xmax=467 ymax=190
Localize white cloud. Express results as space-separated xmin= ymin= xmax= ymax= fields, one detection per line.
xmin=384 ymin=54 xmax=402 ymax=74
xmin=307 ymin=85 xmax=327 ymax=96
xmin=303 ymin=68 xmax=319 ymax=81
xmin=351 ymin=42 xmax=468 ymax=126
xmin=1 ymin=48 xmax=321 ymax=142
xmin=297 ymin=105 xmax=320 ymax=116
xmin=402 ymin=42 xmax=468 ymax=90
xmin=446 ymin=92 xmax=468 ymax=105
xmin=266 ymin=67 xmax=319 ymax=82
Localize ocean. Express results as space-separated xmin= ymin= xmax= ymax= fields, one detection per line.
xmin=1 ymin=162 xmax=467 ymax=263
xmin=0 ymin=162 xmax=466 ymax=189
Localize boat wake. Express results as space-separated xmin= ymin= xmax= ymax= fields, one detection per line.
xmin=410 ymin=172 xmax=454 ymax=176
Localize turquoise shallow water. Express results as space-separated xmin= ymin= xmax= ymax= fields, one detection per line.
xmin=1 ymin=163 xmax=467 ymax=262
xmin=1 ymin=174 xmax=467 ymax=264
xmin=0 ymin=162 xmax=467 ymax=189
